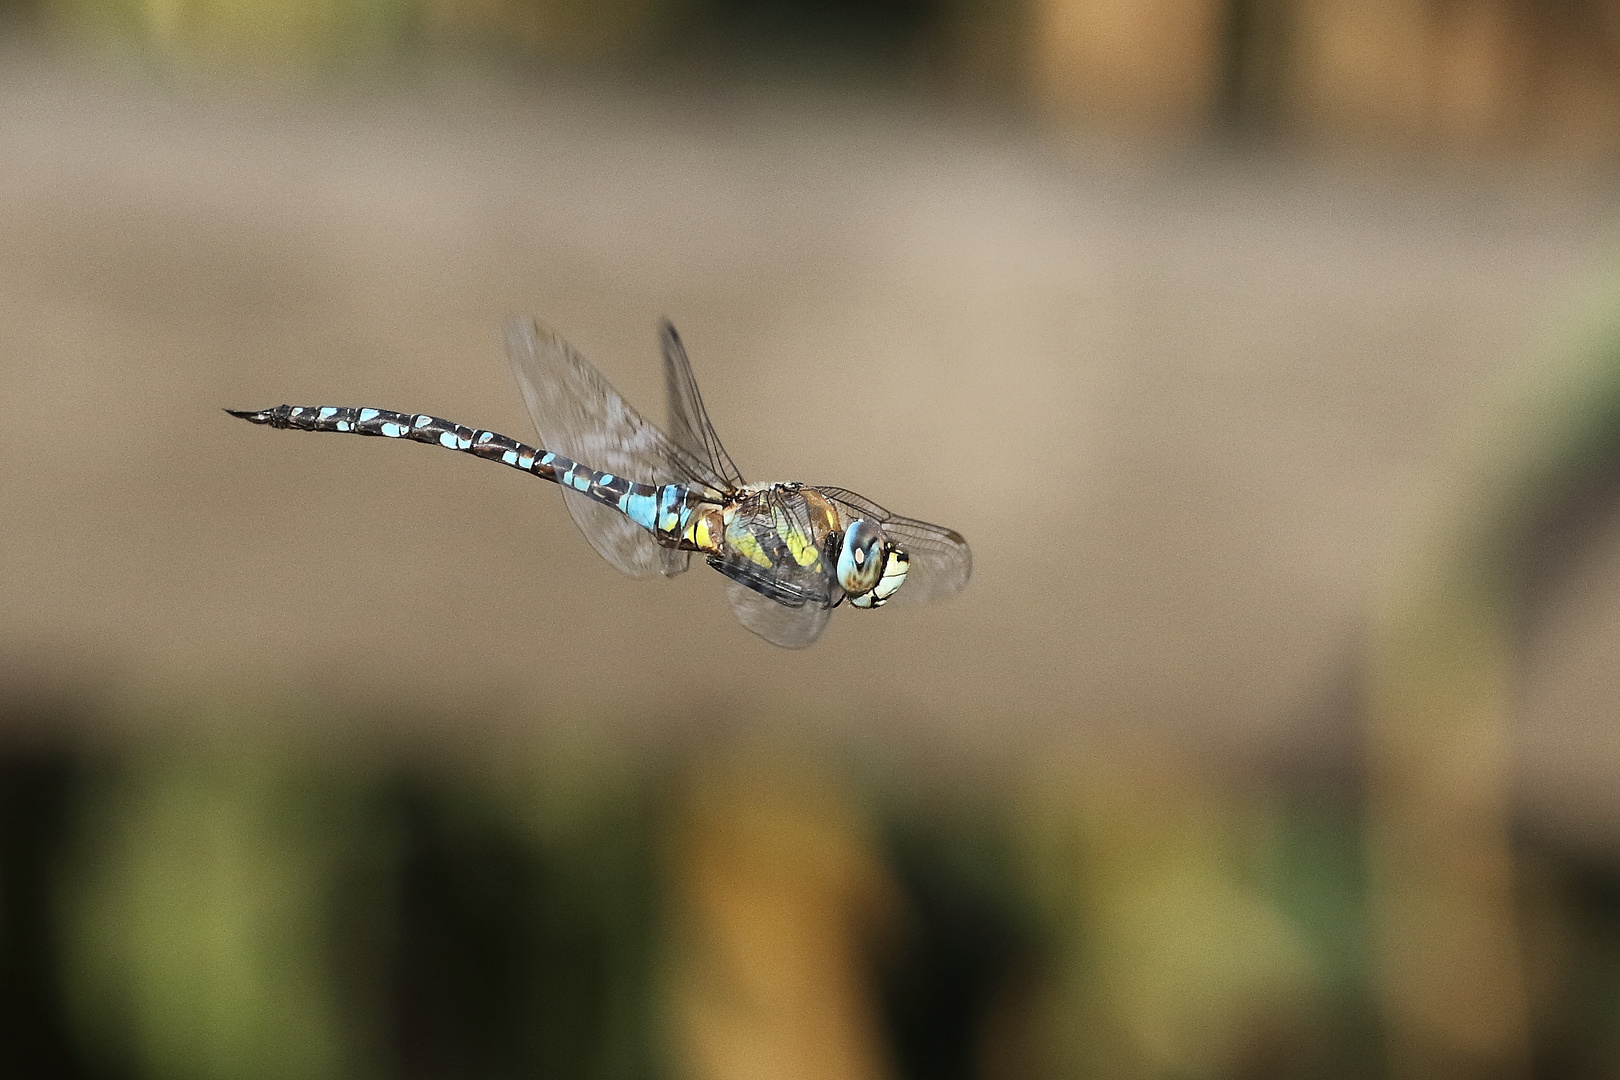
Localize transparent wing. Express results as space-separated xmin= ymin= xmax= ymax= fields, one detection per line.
xmin=723 ymin=580 xmax=833 ymax=649
xmin=879 ymin=516 xmax=973 ymax=604
xmin=505 ymin=318 xmax=728 ymax=578
xmin=662 ymin=321 xmax=745 ymax=490
xmin=816 ymin=487 xmax=891 ymax=520
xmin=815 ymin=487 xmax=973 ymax=605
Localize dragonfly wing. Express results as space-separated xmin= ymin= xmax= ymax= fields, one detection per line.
xmin=877 ymin=515 xmax=972 ymax=604
xmin=708 ymin=552 xmax=835 ymax=648
xmin=816 ymin=487 xmax=972 ymax=605
xmin=723 ymin=581 xmax=833 ymax=648
xmin=568 ymin=491 xmax=670 ymax=578
xmin=505 ymin=318 xmax=726 ymax=578
xmin=815 ymin=486 xmax=891 ymax=521
xmin=662 ymin=321 xmax=746 ymax=490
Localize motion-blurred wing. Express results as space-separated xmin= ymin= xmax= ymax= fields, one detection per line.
xmin=662 ymin=321 xmax=745 ymax=490
xmin=506 ymin=318 xmax=727 ymax=578
xmin=723 ymin=581 xmax=833 ymax=649
xmin=816 ymin=487 xmax=972 ymax=605
xmin=877 ymin=516 xmax=972 ymax=603
xmin=709 ymin=553 xmax=835 ymax=648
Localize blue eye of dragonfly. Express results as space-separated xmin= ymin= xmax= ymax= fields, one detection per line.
xmin=836 ymin=519 xmax=885 ymax=596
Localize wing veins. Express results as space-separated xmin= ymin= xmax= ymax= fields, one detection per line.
xmin=662 ymin=321 xmax=744 ymax=491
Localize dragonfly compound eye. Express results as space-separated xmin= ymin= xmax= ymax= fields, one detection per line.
xmin=837 ymin=519 xmax=885 ymax=596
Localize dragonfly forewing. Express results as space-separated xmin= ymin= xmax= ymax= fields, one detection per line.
xmin=662 ymin=320 xmax=745 ymax=491
xmin=505 ymin=318 xmax=723 ymax=577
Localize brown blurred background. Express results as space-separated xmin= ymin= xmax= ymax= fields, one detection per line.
xmin=2 ymin=3 xmax=1620 ymax=1080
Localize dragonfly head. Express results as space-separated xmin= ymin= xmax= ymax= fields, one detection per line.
xmin=838 ymin=519 xmax=910 ymax=608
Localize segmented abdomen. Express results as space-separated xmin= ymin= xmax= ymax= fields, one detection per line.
xmin=229 ymin=403 xmax=708 ymax=546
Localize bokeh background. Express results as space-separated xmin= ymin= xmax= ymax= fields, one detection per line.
xmin=4 ymin=2 xmax=1620 ymax=1078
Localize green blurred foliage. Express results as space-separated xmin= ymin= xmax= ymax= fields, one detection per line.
xmin=47 ymin=0 xmax=421 ymax=64
xmin=30 ymin=0 xmax=956 ymax=67
xmin=26 ymin=708 xmax=665 ymax=1080
xmin=0 ymin=723 xmax=1367 ymax=1080
xmin=56 ymin=735 xmax=379 ymax=1080
xmin=0 ymin=717 xmax=1617 ymax=1080
xmin=1017 ymin=756 xmax=1325 ymax=1080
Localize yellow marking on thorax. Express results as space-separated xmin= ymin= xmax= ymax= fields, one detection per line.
xmin=728 ymin=528 xmax=774 ymax=569
xmin=775 ymin=505 xmax=823 ymax=568
xmin=716 ymin=487 xmax=840 ymax=571
xmin=790 ymin=489 xmax=840 ymax=569
xmin=721 ymin=502 xmax=774 ymax=569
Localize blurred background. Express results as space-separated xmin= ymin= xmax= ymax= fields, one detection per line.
xmin=3 ymin=2 xmax=1620 ymax=1079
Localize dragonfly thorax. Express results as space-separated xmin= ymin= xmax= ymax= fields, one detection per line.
xmin=719 ymin=485 xmax=839 ymax=573
xmin=704 ymin=486 xmax=911 ymax=609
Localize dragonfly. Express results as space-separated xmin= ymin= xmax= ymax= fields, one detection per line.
xmin=229 ymin=318 xmax=971 ymax=648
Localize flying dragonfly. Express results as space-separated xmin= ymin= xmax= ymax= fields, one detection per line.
xmin=229 ymin=318 xmax=971 ymax=648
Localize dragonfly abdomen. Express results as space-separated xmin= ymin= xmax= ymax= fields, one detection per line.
xmin=228 ymin=403 xmax=568 ymax=476
xmin=226 ymin=404 xmax=690 ymax=535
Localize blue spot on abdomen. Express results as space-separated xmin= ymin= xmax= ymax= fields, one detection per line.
xmin=623 ymin=492 xmax=657 ymax=530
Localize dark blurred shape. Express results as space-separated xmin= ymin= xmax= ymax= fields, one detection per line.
xmin=1220 ymin=0 xmax=1292 ymax=133
xmin=389 ymin=773 xmax=660 ymax=1080
xmin=20 ymin=0 xmax=1620 ymax=155
xmin=1525 ymin=853 xmax=1620 ymax=1079
xmin=0 ymin=724 xmax=105 ymax=1080
xmin=875 ymin=814 xmax=1036 ymax=1080
xmin=705 ymin=0 xmax=936 ymax=52
xmin=1508 ymin=339 xmax=1620 ymax=639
